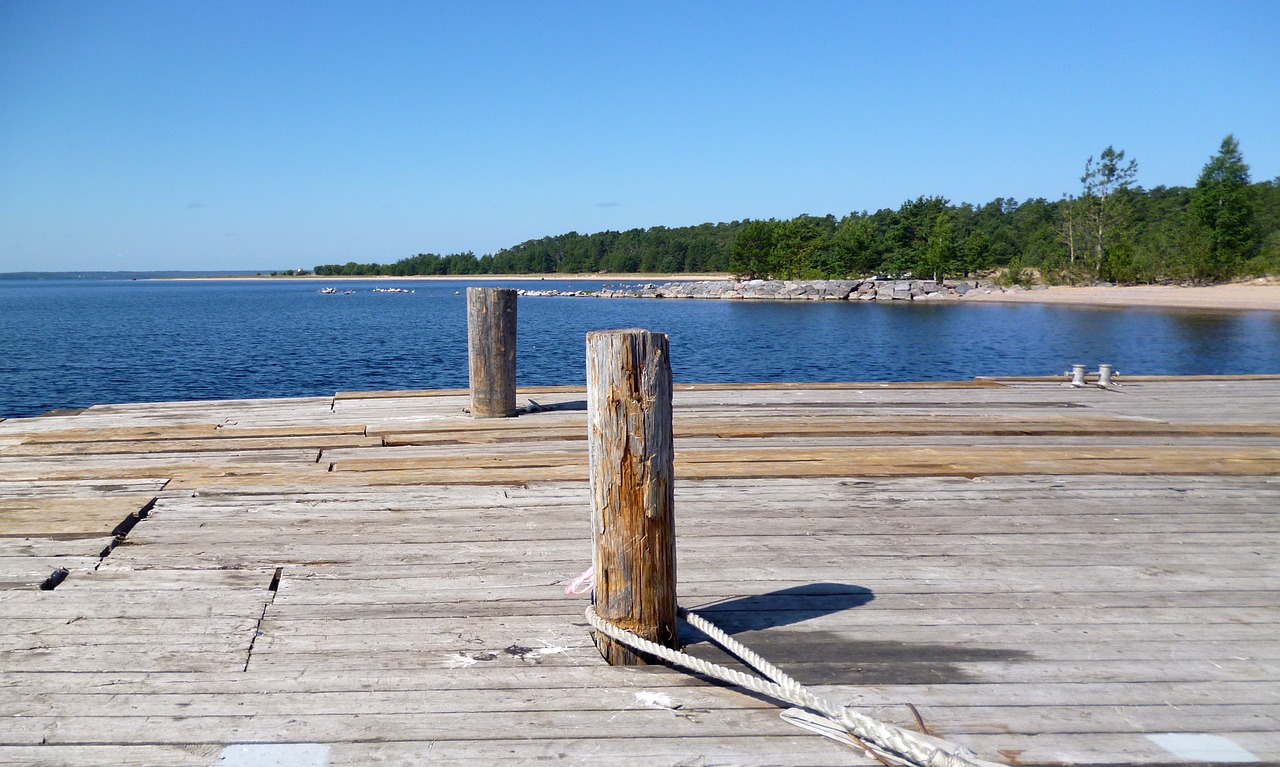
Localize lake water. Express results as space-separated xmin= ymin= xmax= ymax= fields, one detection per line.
xmin=2 ymin=278 xmax=1279 ymax=418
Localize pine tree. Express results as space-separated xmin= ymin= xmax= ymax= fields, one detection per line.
xmin=1079 ymin=146 xmax=1139 ymax=280
xmin=1190 ymin=135 xmax=1254 ymax=281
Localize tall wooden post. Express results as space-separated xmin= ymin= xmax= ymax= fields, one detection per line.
xmin=467 ymin=287 xmax=518 ymax=418
xmin=586 ymin=328 xmax=678 ymax=665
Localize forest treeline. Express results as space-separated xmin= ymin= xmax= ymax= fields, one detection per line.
xmin=314 ymin=136 xmax=1279 ymax=284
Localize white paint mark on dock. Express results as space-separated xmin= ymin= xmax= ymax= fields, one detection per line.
xmin=635 ymin=690 xmax=679 ymax=710
xmin=218 ymin=743 xmax=331 ymax=767
xmin=534 ymin=640 xmax=574 ymax=656
xmin=442 ymin=651 xmax=479 ymax=668
xmin=1147 ymin=734 xmax=1259 ymax=762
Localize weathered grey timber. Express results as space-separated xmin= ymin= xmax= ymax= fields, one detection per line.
xmin=0 ymin=376 xmax=1278 ymax=766
xmin=586 ymin=329 xmax=678 ymax=665
xmin=466 ymin=287 xmax=518 ymax=417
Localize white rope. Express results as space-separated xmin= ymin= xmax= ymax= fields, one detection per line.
xmin=565 ymin=565 xmax=595 ymax=595
xmin=585 ymin=605 xmax=993 ymax=767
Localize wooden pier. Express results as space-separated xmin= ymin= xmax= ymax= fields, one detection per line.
xmin=1 ymin=377 xmax=1278 ymax=766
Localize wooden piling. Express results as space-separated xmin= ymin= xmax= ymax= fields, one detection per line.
xmin=585 ymin=328 xmax=678 ymax=665
xmin=466 ymin=287 xmax=518 ymax=418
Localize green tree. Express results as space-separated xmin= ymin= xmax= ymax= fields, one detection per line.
xmin=1056 ymin=194 xmax=1086 ymax=277
xmin=884 ymin=196 xmax=949 ymax=277
xmin=1245 ymin=178 xmax=1280 ymax=275
xmin=772 ymin=215 xmax=829 ymax=278
xmin=832 ymin=213 xmax=880 ymax=276
xmin=918 ymin=214 xmax=957 ymax=280
xmin=729 ymin=219 xmax=780 ymax=278
xmin=1189 ymin=135 xmax=1254 ymax=281
xmin=1079 ymin=146 xmax=1139 ymax=279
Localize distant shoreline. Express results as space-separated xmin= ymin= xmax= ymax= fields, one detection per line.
xmin=149 ymin=273 xmax=1280 ymax=312
xmin=153 ymin=273 xmax=732 ymax=283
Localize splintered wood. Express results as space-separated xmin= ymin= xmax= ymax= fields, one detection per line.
xmin=586 ymin=329 xmax=678 ymax=666
xmin=0 ymin=377 xmax=1277 ymax=766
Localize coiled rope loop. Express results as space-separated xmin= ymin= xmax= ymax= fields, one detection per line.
xmin=585 ymin=604 xmax=989 ymax=767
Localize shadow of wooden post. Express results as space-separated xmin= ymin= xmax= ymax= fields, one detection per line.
xmin=586 ymin=328 xmax=678 ymax=665
xmin=467 ymin=287 xmax=517 ymax=418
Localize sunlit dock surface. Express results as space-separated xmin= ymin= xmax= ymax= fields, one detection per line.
xmin=1 ymin=377 xmax=1278 ymax=766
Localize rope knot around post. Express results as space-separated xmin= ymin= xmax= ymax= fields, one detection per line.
xmin=578 ymin=329 xmax=996 ymax=767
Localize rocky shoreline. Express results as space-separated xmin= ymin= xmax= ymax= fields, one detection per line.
xmin=520 ymin=278 xmax=1037 ymax=301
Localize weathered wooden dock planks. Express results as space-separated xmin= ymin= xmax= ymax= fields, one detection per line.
xmin=0 ymin=377 xmax=1277 ymax=766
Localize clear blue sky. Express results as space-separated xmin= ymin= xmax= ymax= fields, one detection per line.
xmin=2 ymin=1 xmax=1278 ymax=272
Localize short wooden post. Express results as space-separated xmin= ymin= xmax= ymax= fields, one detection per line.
xmin=467 ymin=287 xmax=518 ymax=418
xmin=586 ymin=328 xmax=678 ymax=665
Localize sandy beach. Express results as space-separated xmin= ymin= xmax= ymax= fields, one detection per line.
xmin=960 ymin=279 xmax=1280 ymax=312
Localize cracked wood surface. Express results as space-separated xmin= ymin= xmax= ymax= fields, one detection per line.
xmin=0 ymin=378 xmax=1277 ymax=766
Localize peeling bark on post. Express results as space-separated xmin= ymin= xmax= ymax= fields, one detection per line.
xmin=467 ymin=287 xmax=518 ymax=418
xmin=586 ymin=328 xmax=678 ymax=665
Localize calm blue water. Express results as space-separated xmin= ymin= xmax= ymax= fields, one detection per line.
xmin=2 ymin=278 xmax=1278 ymax=418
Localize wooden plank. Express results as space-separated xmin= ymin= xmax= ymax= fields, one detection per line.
xmin=0 ymin=434 xmax=381 ymax=457
xmin=374 ymin=417 xmax=1280 ymax=444
xmin=113 ymin=489 xmax=1280 ymax=525
xmin=259 ymin=570 xmax=1280 ymax=605
xmin=323 ymin=445 xmax=1280 ymax=478
xmin=0 ymin=479 xmax=170 ymax=498
xmin=243 ymin=603 xmax=1280 ymax=636
xmin=6 ymin=423 xmax=220 ymax=443
xmin=12 ymin=422 xmax=369 ymax=445
xmin=0 ymin=496 xmax=154 ymax=539
xmin=80 ymin=395 xmax=336 ymax=414
xmin=0 ymin=683 xmax=775 ymax=717
xmin=335 ymin=384 xmax=580 ymax=400
xmin=53 ymin=568 xmax=276 ymax=591
xmin=242 ymin=625 xmax=1274 ymax=658
xmin=0 ymin=647 xmax=255 ymax=674
xmin=953 ymin=732 xmax=1280 ymax=767
xmin=331 ymin=733 xmax=1267 ymax=766
xmin=0 ymin=452 xmax=328 ymax=483
xmin=0 ymin=557 xmax=101 ymax=589
xmin=243 ymin=621 xmax=1274 ymax=656
xmin=333 ymin=379 xmax=1008 ymax=402
xmin=674 ymin=380 xmax=1009 ymax=391
xmin=97 ymin=533 xmax=1279 ymax=575
xmin=0 ymin=746 xmax=223 ymax=767
xmin=4 ymin=660 xmax=1277 ymax=698
xmin=330 ymin=737 xmax=875 ymax=767
xmin=5 ymin=668 xmax=1277 ymax=707
xmin=164 ymin=466 xmax=584 ymax=490
xmin=0 ymin=591 xmax=274 ymax=619
xmin=11 ymin=689 xmax=1274 ymax=743
xmin=0 ymin=536 xmax=115 ymax=558
xmin=0 ymin=630 xmax=255 ymax=654
xmin=19 ymin=700 xmax=1268 ymax=739
xmin=239 ymin=646 xmax=1280 ymax=677
xmin=673 ymin=445 xmax=1280 ymax=477
xmin=2 ymin=616 xmax=263 ymax=639
xmin=123 ymin=474 xmax=1277 ymax=510
xmin=0 ymin=708 xmax=864 ymax=746
xmin=0 ymin=740 xmax=864 ymax=767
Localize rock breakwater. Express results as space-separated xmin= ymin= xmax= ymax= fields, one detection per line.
xmin=520 ymin=278 xmax=1034 ymax=301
